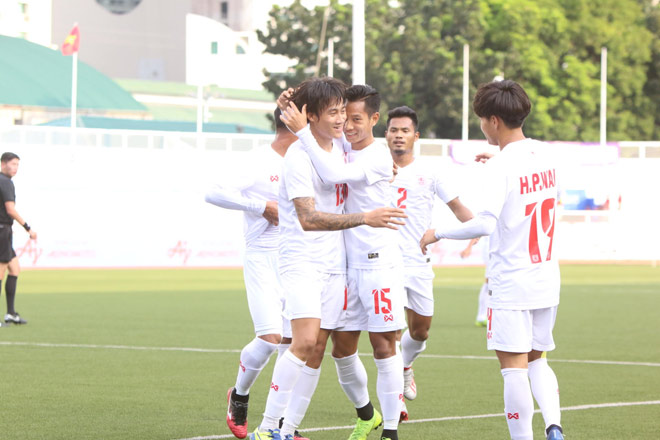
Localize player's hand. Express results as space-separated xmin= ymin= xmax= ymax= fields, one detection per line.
xmin=263 ymin=201 xmax=279 ymax=226
xmin=420 ymin=229 xmax=439 ymax=255
xmin=28 ymin=229 xmax=37 ymax=240
xmin=459 ymin=248 xmax=471 ymax=259
xmin=390 ymin=162 xmax=399 ymax=183
xmin=280 ymin=102 xmax=308 ymax=134
xmin=364 ymin=207 xmax=406 ymax=230
xmin=475 ymin=152 xmax=495 ymax=163
xmin=277 ymin=88 xmax=294 ymax=111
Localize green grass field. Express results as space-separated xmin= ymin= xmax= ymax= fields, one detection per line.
xmin=1 ymin=265 xmax=659 ymax=440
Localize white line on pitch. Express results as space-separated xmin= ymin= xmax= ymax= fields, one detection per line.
xmin=0 ymin=341 xmax=240 ymax=354
xmin=172 ymin=400 xmax=660 ymax=440
xmin=2 ymin=341 xmax=660 ymax=368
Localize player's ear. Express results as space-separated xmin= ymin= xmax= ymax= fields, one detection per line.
xmin=371 ymin=111 xmax=380 ymax=125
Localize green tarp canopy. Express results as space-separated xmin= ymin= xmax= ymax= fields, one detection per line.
xmin=0 ymin=35 xmax=145 ymax=111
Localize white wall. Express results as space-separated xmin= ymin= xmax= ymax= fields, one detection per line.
xmin=3 ymin=131 xmax=658 ymax=268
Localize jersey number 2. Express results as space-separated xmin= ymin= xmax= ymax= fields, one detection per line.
xmin=525 ymin=198 xmax=556 ymax=264
xmin=397 ymin=188 xmax=407 ymax=209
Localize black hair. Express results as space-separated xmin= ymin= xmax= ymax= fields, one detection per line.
xmin=289 ymin=77 xmax=347 ymax=118
xmin=473 ymin=80 xmax=531 ymax=128
xmin=1 ymin=152 xmax=20 ymax=163
xmin=274 ymin=108 xmax=287 ymax=131
xmin=386 ymin=106 xmax=419 ymax=131
xmin=345 ymin=84 xmax=380 ymax=116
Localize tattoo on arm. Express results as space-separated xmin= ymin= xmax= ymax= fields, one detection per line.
xmin=293 ymin=197 xmax=365 ymax=231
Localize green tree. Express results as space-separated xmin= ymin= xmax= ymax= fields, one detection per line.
xmin=258 ymin=0 xmax=655 ymax=141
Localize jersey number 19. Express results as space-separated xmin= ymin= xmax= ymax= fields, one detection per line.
xmin=525 ymin=198 xmax=556 ymax=264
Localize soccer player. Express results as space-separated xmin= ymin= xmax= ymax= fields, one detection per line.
xmin=250 ymin=78 xmax=405 ymax=440
xmin=0 ymin=152 xmax=37 ymax=327
xmin=282 ymin=85 xmax=408 ymax=440
xmin=205 ymin=109 xmax=298 ymax=439
xmin=460 ymin=237 xmax=489 ymax=327
xmin=420 ymin=80 xmax=564 ymax=440
xmin=385 ymin=106 xmax=473 ymax=411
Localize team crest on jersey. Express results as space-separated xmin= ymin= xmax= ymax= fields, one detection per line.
xmin=270 ymin=175 xmax=279 ymax=182
xmin=418 ymin=176 xmax=426 ymax=186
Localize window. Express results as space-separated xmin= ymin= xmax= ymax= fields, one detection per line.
xmin=211 ymin=42 xmax=218 ymax=54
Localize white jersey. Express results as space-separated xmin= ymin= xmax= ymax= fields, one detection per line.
xmin=205 ymin=147 xmax=282 ymax=250
xmin=481 ymin=139 xmax=560 ymax=310
xmin=278 ymin=139 xmax=346 ymax=274
xmin=343 ymin=141 xmax=402 ymax=269
xmin=390 ymin=158 xmax=457 ymax=269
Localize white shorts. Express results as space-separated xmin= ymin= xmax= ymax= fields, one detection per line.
xmin=244 ymin=249 xmax=287 ymax=337
xmin=281 ymin=264 xmax=347 ymax=330
xmin=403 ymin=267 xmax=434 ymax=317
xmin=340 ymin=266 xmax=406 ymax=333
xmin=486 ymin=306 xmax=558 ymax=353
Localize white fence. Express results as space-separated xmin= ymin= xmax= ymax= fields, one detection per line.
xmin=1 ymin=125 xmax=658 ymax=268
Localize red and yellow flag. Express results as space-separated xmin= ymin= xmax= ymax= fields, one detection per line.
xmin=61 ymin=25 xmax=80 ymax=56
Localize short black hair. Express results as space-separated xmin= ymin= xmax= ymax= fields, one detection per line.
xmin=346 ymin=84 xmax=380 ymax=116
xmin=473 ymin=80 xmax=531 ymax=128
xmin=289 ymin=77 xmax=347 ymax=118
xmin=1 ymin=152 xmax=20 ymax=163
xmin=274 ymin=107 xmax=287 ymax=131
xmin=386 ymin=106 xmax=419 ymax=131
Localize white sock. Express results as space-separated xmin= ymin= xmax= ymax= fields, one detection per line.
xmin=234 ymin=338 xmax=278 ymax=396
xmin=277 ymin=342 xmax=291 ymax=361
xmin=281 ymin=366 xmax=321 ymax=436
xmin=333 ymin=352 xmax=370 ymax=409
xmin=401 ymin=329 xmax=426 ymax=368
xmin=528 ymin=358 xmax=561 ymax=430
xmin=259 ymin=349 xmax=305 ymax=431
xmin=374 ymin=353 xmax=404 ymax=430
xmin=501 ymin=368 xmax=534 ymax=440
xmin=476 ymin=283 xmax=488 ymax=321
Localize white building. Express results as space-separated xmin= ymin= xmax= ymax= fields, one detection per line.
xmin=0 ymin=0 xmax=298 ymax=87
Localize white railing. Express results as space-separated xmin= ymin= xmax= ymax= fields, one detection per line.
xmin=2 ymin=125 xmax=658 ymax=159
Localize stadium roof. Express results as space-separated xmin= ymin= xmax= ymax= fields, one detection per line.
xmin=41 ymin=116 xmax=272 ymax=134
xmin=0 ymin=36 xmax=146 ymax=111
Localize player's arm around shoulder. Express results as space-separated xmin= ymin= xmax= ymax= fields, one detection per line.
xmin=292 ymin=197 xmax=406 ymax=232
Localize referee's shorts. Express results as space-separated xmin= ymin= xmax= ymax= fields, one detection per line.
xmin=0 ymin=224 xmax=16 ymax=263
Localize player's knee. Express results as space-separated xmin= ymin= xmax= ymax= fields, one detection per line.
xmin=259 ymin=333 xmax=282 ymax=345
xmin=410 ymin=327 xmax=429 ymax=341
xmin=291 ymin=335 xmax=316 ymax=359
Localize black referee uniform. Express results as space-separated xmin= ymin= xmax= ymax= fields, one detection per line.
xmin=0 ymin=173 xmax=17 ymax=263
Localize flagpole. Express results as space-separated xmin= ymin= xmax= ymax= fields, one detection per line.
xmin=71 ymin=51 xmax=78 ymax=130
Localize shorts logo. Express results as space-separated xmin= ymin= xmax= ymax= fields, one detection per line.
xmin=399 ymin=393 xmax=404 ymax=402
xmin=367 ymin=252 xmax=379 ymax=259
xmin=487 ymin=331 xmax=492 ymax=340
xmin=239 ymin=361 xmax=246 ymax=373
xmin=384 ymin=314 xmax=394 ymax=322
xmin=270 ymin=175 xmax=279 ymax=182
xmin=507 ymin=412 xmax=519 ymax=420
xmin=270 ymin=382 xmax=279 ymax=391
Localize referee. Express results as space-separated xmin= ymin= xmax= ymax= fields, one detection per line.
xmin=0 ymin=152 xmax=37 ymax=326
